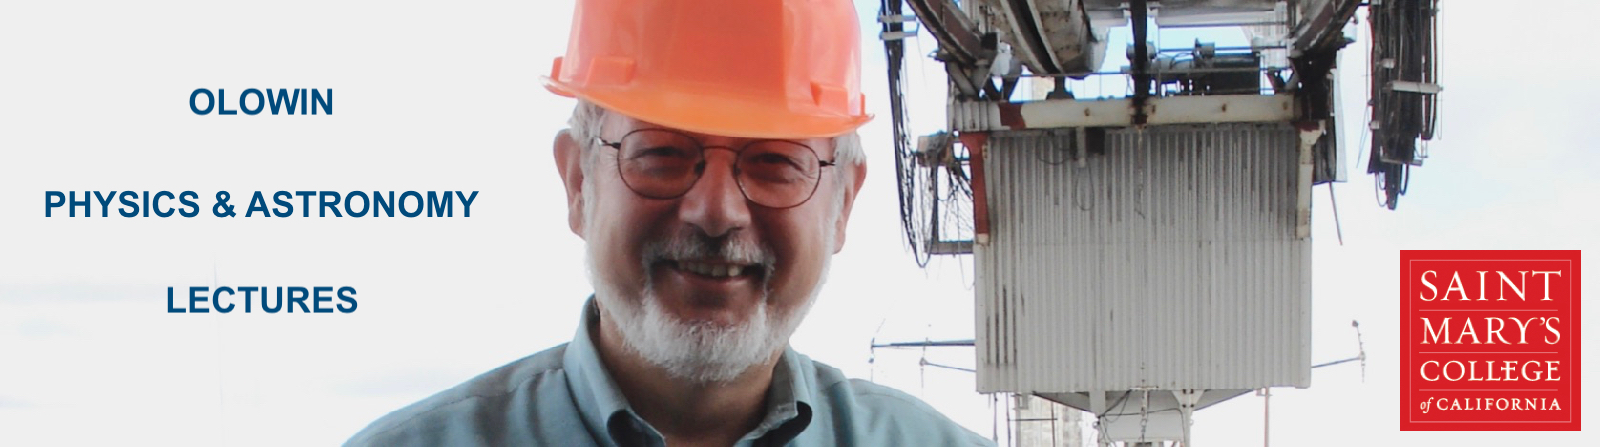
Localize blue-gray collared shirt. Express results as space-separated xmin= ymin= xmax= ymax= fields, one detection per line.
xmin=346 ymin=299 xmax=991 ymax=446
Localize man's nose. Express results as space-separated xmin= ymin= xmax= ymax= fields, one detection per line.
xmin=678 ymin=149 xmax=750 ymax=237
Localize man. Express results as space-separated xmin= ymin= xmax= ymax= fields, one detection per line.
xmin=347 ymin=0 xmax=989 ymax=445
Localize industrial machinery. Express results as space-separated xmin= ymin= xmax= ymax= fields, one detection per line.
xmin=877 ymin=0 xmax=1438 ymax=445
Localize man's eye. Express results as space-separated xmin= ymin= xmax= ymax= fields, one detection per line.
xmin=749 ymin=153 xmax=801 ymax=169
xmin=631 ymin=146 xmax=693 ymax=159
xmin=743 ymin=154 xmax=811 ymax=183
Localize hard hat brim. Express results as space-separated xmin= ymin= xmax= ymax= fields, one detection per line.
xmin=544 ymin=77 xmax=872 ymax=140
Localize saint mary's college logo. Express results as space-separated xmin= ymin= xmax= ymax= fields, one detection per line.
xmin=1400 ymin=250 xmax=1581 ymax=431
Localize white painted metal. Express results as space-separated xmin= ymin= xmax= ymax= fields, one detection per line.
xmin=1102 ymin=403 xmax=1185 ymax=442
xmin=974 ymin=123 xmax=1313 ymax=394
xmin=1332 ymin=67 xmax=1348 ymax=182
xmin=976 ymin=0 xmax=1102 ymax=75
xmin=1144 ymin=95 xmax=1295 ymax=125
xmin=949 ymin=95 xmax=1295 ymax=131
xmin=1388 ymin=80 xmax=1444 ymax=94
xmin=1296 ymin=123 xmax=1321 ymax=238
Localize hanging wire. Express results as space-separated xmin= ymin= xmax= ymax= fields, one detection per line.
xmin=1365 ymin=0 xmax=1439 ymax=209
xmin=882 ymin=0 xmax=932 ymax=267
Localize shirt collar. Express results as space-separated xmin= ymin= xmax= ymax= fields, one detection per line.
xmin=749 ymin=346 xmax=815 ymax=444
xmin=563 ymin=298 xmax=640 ymax=445
xmin=562 ymin=297 xmax=816 ymax=445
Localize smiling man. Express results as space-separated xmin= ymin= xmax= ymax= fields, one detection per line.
xmin=346 ymin=0 xmax=988 ymax=446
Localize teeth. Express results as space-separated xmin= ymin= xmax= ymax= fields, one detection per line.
xmin=677 ymin=261 xmax=748 ymax=278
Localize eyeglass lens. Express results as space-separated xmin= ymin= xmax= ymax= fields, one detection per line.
xmin=613 ymin=129 xmax=825 ymax=208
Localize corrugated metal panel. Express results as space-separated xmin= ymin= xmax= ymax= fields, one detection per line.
xmin=975 ymin=123 xmax=1311 ymax=393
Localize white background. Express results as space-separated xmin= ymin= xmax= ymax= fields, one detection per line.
xmin=0 ymin=0 xmax=1595 ymax=445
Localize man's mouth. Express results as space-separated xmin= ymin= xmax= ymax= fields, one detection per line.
xmin=647 ymin=256 xmax=772 ymax=313
xmin=668 ymin=260 xmax=764 ymax=279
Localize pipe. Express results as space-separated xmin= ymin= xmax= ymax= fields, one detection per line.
xmin=1131 ymin=0 xmax=1150 ymax=125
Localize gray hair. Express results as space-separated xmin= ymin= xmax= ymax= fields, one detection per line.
xmin=566 ymin=100 xmax=864 ymax=209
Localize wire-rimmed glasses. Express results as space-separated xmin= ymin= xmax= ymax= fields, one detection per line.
xmin=597 ymin=128 xmax=835 ymax=209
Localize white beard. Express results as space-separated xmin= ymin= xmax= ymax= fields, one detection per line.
xmin=580 ymin=171 xmax=840 ymax=384
xmin=585 ymin=228 xmax=830 ymax=384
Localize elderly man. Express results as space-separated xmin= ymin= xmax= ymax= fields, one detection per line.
xmin=347 ymin=0 xmax=988 ymax=445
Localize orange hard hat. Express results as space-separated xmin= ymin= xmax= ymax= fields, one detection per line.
xmin=544 ymin=0 xmax=871 ymax=139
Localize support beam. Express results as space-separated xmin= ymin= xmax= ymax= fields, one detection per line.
xmin=1130 ymin=0 xmax=1151 ymax=125
xmin=950 ymin=95 xmax=1296 ymax=131
xmin=905 ymin=0 xmax=985 ymax=65
xmin=1292 ymin=0 xmax=1362 ymax=55
xmin=928 ymin=240 xmax=974 ymax=255
xmin=871 ymin=339 xmax=976 ymax=348
xmin=1175 ymin=390 xmax=1202 ymax=447
xmin=957 ymin=132 xmax=991 ymax=244
xmin=908 ymin=0 xmax=994 ymax=98
xmin=1295 ymin=121 xmax=1324 ymax=239
xmin=1388 ymin=80 xmax=1444 ymax=94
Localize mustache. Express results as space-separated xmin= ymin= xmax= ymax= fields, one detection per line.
xmin=640 ymin=228 xmax=777 ymax=273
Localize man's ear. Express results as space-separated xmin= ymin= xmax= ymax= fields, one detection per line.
xmin=553 ymin=129 xmax=587 ymax=238
xmin=832 ymin=160 xmax=867 ymax=253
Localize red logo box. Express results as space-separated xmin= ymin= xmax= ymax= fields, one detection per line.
xmin=1400 ymin=250 xmax=1581 ymax=431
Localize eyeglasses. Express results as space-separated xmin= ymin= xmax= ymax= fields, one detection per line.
xmin=597 ymin=128 xmax=835 ymax=209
